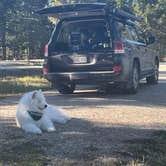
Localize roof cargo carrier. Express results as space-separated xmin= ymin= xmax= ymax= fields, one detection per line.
xmin=36 ymin=3 xmax=142 ymax=22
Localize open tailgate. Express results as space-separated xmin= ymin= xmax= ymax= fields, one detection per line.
xmin=36 ymin=3 xmax=106 ymax=18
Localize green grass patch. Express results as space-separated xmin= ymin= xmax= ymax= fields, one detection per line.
xmin=126 ymin=131 xmax=166 ymax=166
xmin=0 ymin=96 xmax=6 ymax=100
xmin=0 ymin=76 xmax=51 ymax=96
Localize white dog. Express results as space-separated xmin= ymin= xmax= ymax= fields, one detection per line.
xmin=16 ymin=90 xmax=71 ymax=134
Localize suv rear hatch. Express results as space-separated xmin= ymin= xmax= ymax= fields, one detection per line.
xmin=37 ymin=3 xmax=126 ymax=74
xmin=47 ymin=18 xmax=115 ymax=73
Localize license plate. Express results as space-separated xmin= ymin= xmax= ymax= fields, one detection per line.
xmin=71 ymin=56 xmax=87 ymax=64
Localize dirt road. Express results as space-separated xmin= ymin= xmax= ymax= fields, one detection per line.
xmin=0 ymin=63 xmax=166 ymax=164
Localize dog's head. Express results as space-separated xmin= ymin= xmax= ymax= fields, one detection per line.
xmin=31 ymin=90 xmax=47 ymax=112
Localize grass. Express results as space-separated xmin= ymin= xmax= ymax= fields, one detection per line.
xmin=0 ymin=59 xmax=44 ymax=66
xmin=0 ymin=141 xmax=49 ymax=166
xmin=125 ymin=131 xmax=166 ymax=166
xmin=0 ymin=76 xmax=51 ymax=96
xmin=0 ymin=96 xmax=5 ymax=100
xmin=1 ymin=131 xmax=166 ymax=166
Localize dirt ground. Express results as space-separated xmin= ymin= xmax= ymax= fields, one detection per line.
xmin=0 ymin=63 xmax=166 ymax=165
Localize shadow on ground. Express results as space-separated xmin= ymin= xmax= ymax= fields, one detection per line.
xmin=45 ymin=82 xmax=166 ymax=108
xmin=0 ymin=80 xmax=166 ymax=108
xmin=0 ymin=117 xmax=164 ymax=165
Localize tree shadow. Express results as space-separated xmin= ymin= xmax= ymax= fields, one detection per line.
xmin=0 ymin=117 xmax=165 ymax=164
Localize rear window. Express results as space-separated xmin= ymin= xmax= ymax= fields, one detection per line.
xmin=53 ymin=19 xmax=112 ymax=52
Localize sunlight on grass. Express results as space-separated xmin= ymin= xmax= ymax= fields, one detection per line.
xmin=127 ymin=160 xmax=146 ymax=166
xmin=0 ymin=76 xmax=51 ymax=96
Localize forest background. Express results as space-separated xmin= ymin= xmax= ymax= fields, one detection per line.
xmin=0 ymin=0 xmax=165 ymax=60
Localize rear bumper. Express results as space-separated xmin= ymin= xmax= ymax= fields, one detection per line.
xmin=44 ymin=70 xmax=123 ymax=84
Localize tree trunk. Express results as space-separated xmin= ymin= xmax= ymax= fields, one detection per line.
xmin=1 ymin=9 xmax=7 ymax=60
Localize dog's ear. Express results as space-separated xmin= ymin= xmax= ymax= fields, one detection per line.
xmin=32 ymin=91 xmax=37 ymax=99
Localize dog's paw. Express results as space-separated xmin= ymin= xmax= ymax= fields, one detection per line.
xmin=66 ymin=116 xmax=72 ymax=121
xmin=47 ymin=127 xmax=56 ymax=132
xmin=58 ymin=119 xmax=68 ymax=124
xmin=25 ymin=129 xmax=42 ymax=134
xmin=58 ymin=117 xmax=72 ymax=124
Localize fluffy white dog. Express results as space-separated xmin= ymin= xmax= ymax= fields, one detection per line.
xmin=16 ymin=90 xmax=71 ymax=134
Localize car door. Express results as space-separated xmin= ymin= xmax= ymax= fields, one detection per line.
xmin=126 ymin=25 xmax=147 ymax=74
xmin=119 ymin=23 xmax=146 ymax=72
xmin=135 ymin=27 xmax=154 ymax=72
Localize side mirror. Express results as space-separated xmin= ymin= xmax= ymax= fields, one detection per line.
xmin=147 ymin=36 xmax=155 ymax=45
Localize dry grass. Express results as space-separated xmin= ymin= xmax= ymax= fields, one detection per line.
xmin=0 ymin=76 xmax=51 ymax=96
xmin=0 ymin=141 xmax=49 ymax=166
xmin=126 ymin=131 xmax=166 ymax=166
xmin=1 ymin=122 xmax=165 ymax=166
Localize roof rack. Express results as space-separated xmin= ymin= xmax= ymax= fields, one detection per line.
xmin=36 ymin=3 xmax=143 ymax=22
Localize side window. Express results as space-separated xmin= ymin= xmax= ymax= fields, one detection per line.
xmin=135 ymin=27 xmax=146 ymax=43
xmin=127 ymin=26 xmax=138 ymax=41
xmin=118 ymin=22 xmax=137 ymax=41
xmin=118 ymin=22 xmax=133 ymax=41
xmin=118 ymin=22 xmax=146 ymax=44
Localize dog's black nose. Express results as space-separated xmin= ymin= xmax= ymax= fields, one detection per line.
xmin=45 ymin=105 xmax=47 ymax=108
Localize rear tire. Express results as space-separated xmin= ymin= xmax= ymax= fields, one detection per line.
xmin=146 ymin=61 xmax=159 ymax=84
xmin=52 ymin=83 xmax=75 ymax=94
xmin=124 ymin=62 xmax=139 ymax=94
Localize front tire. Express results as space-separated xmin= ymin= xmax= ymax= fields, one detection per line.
xmin=146 ymin=61 xmax=159 ymax=84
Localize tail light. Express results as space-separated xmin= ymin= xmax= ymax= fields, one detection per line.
xmin=113 ymin=65 xmax=122 ymax=72
xmin=43 ymin=66 xmax=49 ymax=74
xmin=113 ymin=41 xmax=125 ymax=54
xmin=44 ymin=44 xmax=48 ymax=57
